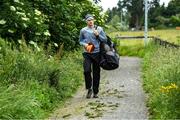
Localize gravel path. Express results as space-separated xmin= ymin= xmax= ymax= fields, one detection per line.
xmin=49 ymin=57 xmax=148 ymax=120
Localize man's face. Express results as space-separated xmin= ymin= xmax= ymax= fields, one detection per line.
xmin=87 ymin=19 xmax=94 ymax=27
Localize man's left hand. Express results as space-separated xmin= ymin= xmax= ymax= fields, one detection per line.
xmin=93 ymin=30 xmax=99 ymax=37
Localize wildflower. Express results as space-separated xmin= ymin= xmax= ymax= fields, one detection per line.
xmin=27 ymin=13 xmax=31 ymax=17
xmin=54 ymin=43 xmax=58 ymax=47
xmin=0 ymin=19 xmax=6 ymax=25
xmin=171 ymin=83 xmax=178 ymax=89
xmin=14 ymin=0 xmax=20 ymax=3
xmin=36 ymin=46 xmax=40 ymax=52
xmin=44 ymin=30 xmax=51 ymax=36
xmin=29 ymin=41 xmax=35 ymax=45
xmin=18 ymin=40 xmax=22 ymax=44
xmin=160 ymin=83 xmax=178 ymax=93
xmin=29 ymin=41 xmax=40 ymax=51
xmin=23 ymin=23 xmax=27 ymax=28
xmin=16 ymin=12 xmax=26 ymax=17
xmin=8 ymin=29 xmax=14 ymax=33
xmin=10 ymin=6 xmax=16 ymax=11
xmin=35 ymin=33 xmax=41 ymax=36
xmin=69 ymin=4 xmax=73 ymax=7
xmin=20 ymin=2 xmax=24 ymax=5
xmin=34 ymin=17 xmax=39 ymax=20
xmin=35 ymin=9 xmax=41 ymax=16
xmin=36 ymin=22 xmax=41 ymax=25
xmin=21 ymin=17 xmax=29 ymax=21
xmin=16 ymin=7 xmax=23 ymax=11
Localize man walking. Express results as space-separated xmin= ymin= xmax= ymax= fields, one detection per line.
xmin=79 ymin=14 xmax=107 ymax=98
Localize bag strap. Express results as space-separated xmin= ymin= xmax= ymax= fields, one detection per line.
xmin=94 ymin=25 xmax=98 ymax=30
xmin=94 ymin=25 xmax=103 ymax=42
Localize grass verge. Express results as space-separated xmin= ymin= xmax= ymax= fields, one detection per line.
xmin=0 ymin=38 xmax=83 ymax=119
xmin=142 ymin=43 xmax=180 ymax=119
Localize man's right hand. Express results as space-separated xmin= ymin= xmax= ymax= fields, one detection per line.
xmin=85 ymin=43 xmax=95 ymax=53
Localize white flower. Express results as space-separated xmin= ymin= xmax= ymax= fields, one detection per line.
xmin=10 ymin=6 xmax=16 ymax=11
xmin=15 ymin=23 xmax=18 ymax=27
xmin=36 ymin=46 xmax=40 ymax=52
xmin=29 ymin=41 xmax=35 ymax=45
xmin=44 ymin=30 xmax=51 ymax=36
xmin=16 ymin=12 xmax=26 ymax=17
xmin=27 ymin=13 xmax=31 ymax=17
xmin=35 ymin=9 xmax=41 ymax=16
xmin=35 ymin=32 xmax=41 ymax=36
xmin=23 ymin=23 xmax=27 ymax=28
xmin=16 ymin=7 xmax=23 ymax=11
xmin=29 ymin=41 xmax=41 ymax=51
xmin=18 ymin=40 xmax=22 ymax=44
xmin=54 ymin=43 xmax=58 ymax=47
xmin=20 ymin=2 xmax=24 ymax=5
xmin=34 ymin=17 xmax=39 ymax=20
xmin=69 ymin=4 xmax=73 ymax=7
xmin=36 ymin=22 xmax=41 ymax=24
xmin=21 ymin=17 xmax=29 ymax=21
xmin=8 ymin=29 xmax=14 ymax=33
xmin=0 ymin=19 xmax=6 ymax=25
xmin=14 ymin=0 xmax=20 ymax=3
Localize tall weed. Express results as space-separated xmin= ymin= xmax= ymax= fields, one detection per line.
xmin=0 ymin=38 xmax=83 ymax=119
xmin=143 ymin=43 xmax=180 ymax=119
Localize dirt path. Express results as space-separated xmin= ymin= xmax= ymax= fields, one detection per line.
xmin=49 ymin=57 xmax=148 ymax=120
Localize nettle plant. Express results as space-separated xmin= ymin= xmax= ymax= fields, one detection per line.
xmin=0 ymin=0 xmax=50 ymax=44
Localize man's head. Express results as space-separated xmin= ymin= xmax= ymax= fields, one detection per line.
xmin=85 ymin=14 xmax=94 ymax=27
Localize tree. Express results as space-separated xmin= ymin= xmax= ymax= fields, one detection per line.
xmin=164 ymin=0 xmax=180 ymax=17
xmin=121 ymin=0 xmax=144 ymax=30
xmin=148 ymin=0 xmax=162 ymax=27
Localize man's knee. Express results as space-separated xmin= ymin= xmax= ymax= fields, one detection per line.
xmin=84 ymin=70 xmax=91 ymax=75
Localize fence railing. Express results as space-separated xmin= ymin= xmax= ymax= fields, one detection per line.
xmin=115 ymin=36 xmax=154 ymax=40
xmin=115 ymin=35 xmax=180 ymax=48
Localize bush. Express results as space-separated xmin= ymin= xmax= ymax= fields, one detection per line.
xmin=170 ymin=15 xmax=180 ymax=26
xmin=0 ymin=0 xmax=106 ymax=50
xmin=143 ymin=43 xmax=180 ymax=119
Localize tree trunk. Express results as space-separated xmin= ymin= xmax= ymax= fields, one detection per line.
xmin=135 ymin=14 xmax=140 ymax=30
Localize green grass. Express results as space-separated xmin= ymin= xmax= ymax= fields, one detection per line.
xmin=110 ymin=29 xmax=180 ymax=45
xmin=0 ymin=38 xmax=83 ymax=119
xmin=109 ymin=29 xmax=180 ymax=57
xmin=114 ymin=39 xmax=145 ymax=57
xmin=142 ymin=43 xmax=180 ymax=119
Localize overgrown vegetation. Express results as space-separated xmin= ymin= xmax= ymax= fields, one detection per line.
xmin=0 ymin=0 xmax=106 ymax=50
xmin=0 ymin=38 xmax=83 ymax=119
xmin=0 ymin=0 xmax=105 ymax=119
xmin=143 ymin=43 xmax=180 ymax=119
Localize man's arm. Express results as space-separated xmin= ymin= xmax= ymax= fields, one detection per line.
xmin=94 ymin=27 xmax=107 ymax=42
xmin=98 ymin=27 xmax=107 ymax=42
xmin=79 ymin=29 xmax=88 ymax=47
